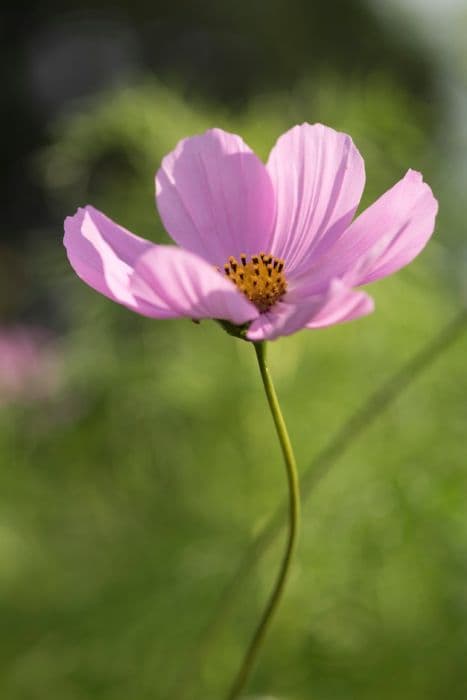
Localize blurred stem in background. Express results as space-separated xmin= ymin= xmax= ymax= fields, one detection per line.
xmin=174 ymin=307 xmax=467 ymax=700
xmin=226 ymin=342 xmax=300 ymax=699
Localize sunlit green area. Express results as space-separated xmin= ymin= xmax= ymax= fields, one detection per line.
xmin=2 ymin=2 xmax=467 ymax=699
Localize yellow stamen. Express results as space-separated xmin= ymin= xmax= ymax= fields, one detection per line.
xmin=223 ymin=253 xmax=287 ymax=312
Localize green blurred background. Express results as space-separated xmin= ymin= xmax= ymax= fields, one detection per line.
xmin=2 ymin=1 xmax=467 ymax=698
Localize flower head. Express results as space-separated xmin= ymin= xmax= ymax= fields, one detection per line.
xmin=64 ymin=124 xmax=437 ymax=341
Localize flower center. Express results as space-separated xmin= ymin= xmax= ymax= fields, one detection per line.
xmin=223 ymin=253 xmax=287 ymax=312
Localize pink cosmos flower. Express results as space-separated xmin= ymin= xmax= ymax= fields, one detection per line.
xmin=64 ymin=124 xmax=437 ymax=341
xmin=0 ymin=326 xmax=61 ymax=406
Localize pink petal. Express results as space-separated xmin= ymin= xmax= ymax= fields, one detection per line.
xmin=267 ymin=123 xmax=365 ymax=277
xmin=303 ymin=170 xmax=438 ymax=291
xmin=64 ymin=206 xmax=155 ymax=311
xmin=246 ymin=280 xmax=373 ymax=341
xmin=156 ymin=128 xmax=276 ymax=267
xmin=131 ymin=246 xmax=259 ymax=324
xmin=306 ymin=281 xmax=374 ymax=328
xmin=349 ymin=170 xmax=438 ymax=285
xmin=247 ymin=301 xmax=324 ymax=342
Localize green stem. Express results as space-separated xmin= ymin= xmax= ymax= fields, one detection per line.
xmin=226 ymin=341 xmax=301 ymax=700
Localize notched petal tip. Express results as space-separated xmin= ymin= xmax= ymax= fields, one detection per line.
xmin=405 ymin=168 xmax=423 ymax=183
xmin=63 ymin=205 xmax=85 ymax=240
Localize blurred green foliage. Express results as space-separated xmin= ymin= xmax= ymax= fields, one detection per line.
xmin=2 ymin=73 xmax=467 ymax=700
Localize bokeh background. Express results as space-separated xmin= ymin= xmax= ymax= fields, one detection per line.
xmin=2 ymin=1 xmax=467 ymax=698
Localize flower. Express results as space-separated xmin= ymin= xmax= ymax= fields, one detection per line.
xmin=0 ymin=326 xmax=61 ymax=406
xmin=64 ymin=124 xmax=437 ymax=341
